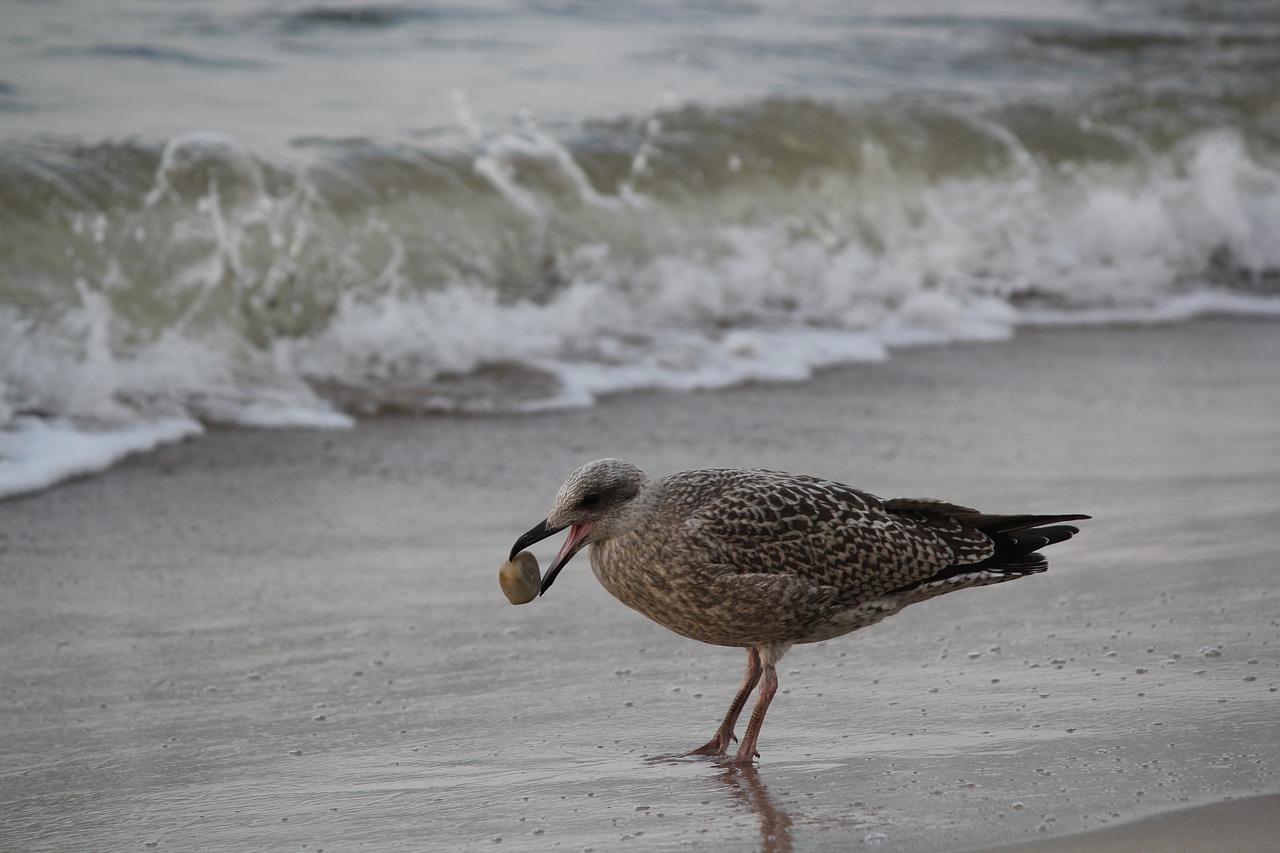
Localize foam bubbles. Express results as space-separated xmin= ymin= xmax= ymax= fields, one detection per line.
xmin=0 ymin=416 xmax=202 ymax=499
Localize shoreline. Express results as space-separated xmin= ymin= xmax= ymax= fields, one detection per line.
xmin=2 ymin=318 xmax=1276 ymax=851
xmin=5 ymin=307 xmax=1280 ymax=507
xmin=975 ymin=793 xmax=1280 ymax=853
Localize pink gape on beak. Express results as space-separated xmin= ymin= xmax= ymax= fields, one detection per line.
xmin=509 ymin=519 xmax=594 ymax=594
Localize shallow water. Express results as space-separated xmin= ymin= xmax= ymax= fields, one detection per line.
xmin=2 ymin=322 xmax=1277 ymax=851
xmin=13 ymin=0 xmax=1277 ymax=150
xmin=4 ymin=521 xmax=1276 ymax=851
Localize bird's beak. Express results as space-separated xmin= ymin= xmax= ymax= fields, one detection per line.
xmin=509 ymin=518 xmax=593 ymax=596
xmin=510 ymin=518 xmax=563 ymax=560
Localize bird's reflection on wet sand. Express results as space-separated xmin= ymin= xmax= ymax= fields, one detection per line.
xmin=645 ymin=754 xmax=797 ymax=852
xmin=716 ymin=765 xmax=795 ymax=853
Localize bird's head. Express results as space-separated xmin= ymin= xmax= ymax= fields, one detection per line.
xmin=509 ymin=458 xmax=654 ymax=595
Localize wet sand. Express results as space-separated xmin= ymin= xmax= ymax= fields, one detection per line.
xmin=1 ymin=318 xmax=1277 ymax=851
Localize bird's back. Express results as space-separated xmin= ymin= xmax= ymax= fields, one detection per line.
xmin=589 ymin=467 xmax=1082 ymax=649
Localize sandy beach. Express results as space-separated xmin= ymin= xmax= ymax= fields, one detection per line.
xmin=1 ymin=318 xmax=1277 ymax=852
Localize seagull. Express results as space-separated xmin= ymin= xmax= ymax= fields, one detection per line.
xmin=509 ymin=458 xmax=1087 ymax=765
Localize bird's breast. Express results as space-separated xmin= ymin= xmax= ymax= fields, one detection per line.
xmin=587 ymin=534 xmax=844 ymax=648
xmin=589 ymin=535 xmax=693 ymax=611
xmin=588 ymin=535 xmax=743 ymax=645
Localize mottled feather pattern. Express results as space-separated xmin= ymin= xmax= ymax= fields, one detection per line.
xmin=586 ymin=467 xmax=1043 ymax=648
xmin=669 ymin=468 xmax=993 ymax=593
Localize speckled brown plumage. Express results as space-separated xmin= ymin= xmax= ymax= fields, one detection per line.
xmin=509 ymin=458 xmax=1088 ymax=764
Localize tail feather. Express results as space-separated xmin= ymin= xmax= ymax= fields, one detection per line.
xmin=972 ymin=522 xmax=1082 ymax=569
xmin=888 ymin=514 xmax=1087 ymax=595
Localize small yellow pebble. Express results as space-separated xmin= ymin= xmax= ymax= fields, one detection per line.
xmin=499 ymin=551 xmax=542 ymax=605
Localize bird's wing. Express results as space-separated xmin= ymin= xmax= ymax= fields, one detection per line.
xmin=884 ymin=497 xmax=1088 ymax=534
xmin=670 ymin=469 xmax=995 ymax=601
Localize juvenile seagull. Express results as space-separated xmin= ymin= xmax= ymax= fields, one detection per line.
xmin=510 ymin=459 xmax=1087 ymax=765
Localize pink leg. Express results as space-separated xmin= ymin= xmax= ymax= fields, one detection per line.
xmin=687 ymin=648 xmax=762 ymax=757
xmin=726 ymin=659 xmax=778 ymax=765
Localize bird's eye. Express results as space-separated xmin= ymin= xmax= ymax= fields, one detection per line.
xmin=581 ymin=492 xmax=603 ymax=508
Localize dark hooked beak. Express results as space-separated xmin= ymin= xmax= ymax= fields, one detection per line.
xmin=509 ymin=518 xmax=564 ymax=561
xmin=509 ymin=518 xmax=593 ymax=596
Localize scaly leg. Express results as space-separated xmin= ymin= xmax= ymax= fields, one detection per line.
xmin=687 ymin=647 xmax=762 ymax=757
xmin=726 ymin=658 xmax=779 ymax=765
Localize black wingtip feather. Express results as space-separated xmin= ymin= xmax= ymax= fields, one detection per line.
xmin=886 ymin=511 xmax=1085 ymax=596
xmin=971 ymin=523 xmax=1083 ymax=572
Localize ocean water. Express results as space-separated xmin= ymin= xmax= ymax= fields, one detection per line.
xmin=3 ymin=0 xmax=1280 ymax=497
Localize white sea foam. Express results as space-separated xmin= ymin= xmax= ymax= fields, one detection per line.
xmin=1019 ymin=291 xmax=1280 ymax=327
xmin=537 ymin=327 xmax=891 ymax=407
xmin=0 ymin=416 xmax=203 ymax=500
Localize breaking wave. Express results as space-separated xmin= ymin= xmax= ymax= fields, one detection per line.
xmin=3 ymin=91 xmax=1280 ymax=496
